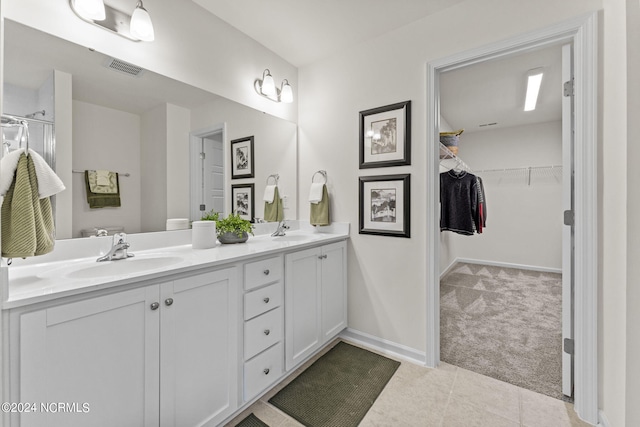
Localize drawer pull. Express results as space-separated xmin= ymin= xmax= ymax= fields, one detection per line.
xmin=150 ymin=302 xmax=160 ymax=311
xmin=165 ymin=298 xmax=174 ymax=306
xmin=263 ymin=297 xmax=270 ymax=304
xmin=263 ymin=368 xmax=270 ymax=375
xmin=263 ymin=329 xmax=270 ymax=336
xmin=263 ymin=269 xmax=270 ymax=275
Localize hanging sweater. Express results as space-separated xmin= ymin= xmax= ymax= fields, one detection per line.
xmin=440 ymin=170 xmax=479 ymax=236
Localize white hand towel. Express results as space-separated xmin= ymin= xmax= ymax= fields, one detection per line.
xmin=96 ymin=170 xmax=111 ymax=186
xmin=30 ymin=150 xmax=66 ymax=198
xmin=309 ymin=183 xmax=325 ymax=204
xmin=263 ymin=185 xmax=276 ymax=203
xmin=0 ymin=148 xmax=66 ymax=198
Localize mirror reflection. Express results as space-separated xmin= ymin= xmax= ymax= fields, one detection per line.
xmin=2 ymin=20 xmax=297 ymax=239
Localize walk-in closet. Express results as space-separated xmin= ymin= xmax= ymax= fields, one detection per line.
xmin=437 ymin=43 xmax=571 ymax=401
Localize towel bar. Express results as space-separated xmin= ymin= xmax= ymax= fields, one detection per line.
xmin=312 ymin=170 xmax=327 ymax=184
xmin=73 ymin=170 xmax=131 ymax=177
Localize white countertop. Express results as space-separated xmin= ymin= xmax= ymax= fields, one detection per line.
xmin=2 ymin=222 xmax=349 ymax=309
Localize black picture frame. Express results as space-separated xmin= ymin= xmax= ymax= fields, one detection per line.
xmin=231 ymin=136 xmax=255 ymax=179
xmin=231 ymin=183 xmax=255 ymax=222
xmin=359 ymin=101 xmax=411 ymax=169
xmin=359 ymin=174 xmax=410 ymax=238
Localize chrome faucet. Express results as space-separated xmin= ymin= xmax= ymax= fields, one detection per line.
xmin=271 ymin=220 xmax=290 ymax=237
xmin=97 ymin=232 xmax=134 ymax=262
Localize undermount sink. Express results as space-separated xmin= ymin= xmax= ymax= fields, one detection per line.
xmin=40 ymin=256 xmax=185 ymax=280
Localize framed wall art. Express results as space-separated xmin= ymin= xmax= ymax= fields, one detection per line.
xmin=359 ymin=174 xmax=410 ymax=238
xmin=231 ymin=183 xmax=255 ymax=222
xmin=231 ymin=136 xmax=255 ymax=179
xmin=359 ymin=100 xmax=411 ymax=168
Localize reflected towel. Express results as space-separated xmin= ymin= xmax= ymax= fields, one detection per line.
xmin=263 ymin=185 xmax=276 ymax=203
xmin=96 ymin=169 xmax=111 ymax=186
xmin=0 ymin=148 xmax=65 ymax=198
xmin=1 ymin=153 xmax=55 ymax=258
xmin=309 ymin=183 xmax=324 ymax=204
xmin=87 ymin=170 xmax=118 ymax=194
xmin=310 ymin=185 xmax=330 ymax=227
xmin=264 ymin=186 xmax=284 ymax=222
xmin=85 ymin=171 xmax=121 ymax=208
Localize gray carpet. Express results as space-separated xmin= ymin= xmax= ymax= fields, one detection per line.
xmin=440 ymin=262 xmax=566 ymax=400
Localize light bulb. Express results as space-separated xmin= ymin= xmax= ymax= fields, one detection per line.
xmin=261 ymin=70 xmax=276 ymax=96
xmin=73 ymin=0 xmax=106 ymax=21
xmin=130 ymin=1 xmax=155 ymax=42
xmin=280 ymin=80 xmax=293 ymax=103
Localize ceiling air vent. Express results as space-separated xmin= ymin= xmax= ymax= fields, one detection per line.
xmin=103 ymin=58 xmax=145 ymax=77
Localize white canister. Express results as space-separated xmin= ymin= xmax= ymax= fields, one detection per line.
xmin=191 ymin=220 xmax=217 ymax=249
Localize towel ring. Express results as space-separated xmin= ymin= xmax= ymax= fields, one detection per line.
xmin=266 ymin=174 xmax=279 ymax=185
xmin=312 ymin=170 xmax=327 ymax=184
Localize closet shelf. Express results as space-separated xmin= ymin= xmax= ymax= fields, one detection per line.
xmin=439 ymin=142 xmax=472 ymax=172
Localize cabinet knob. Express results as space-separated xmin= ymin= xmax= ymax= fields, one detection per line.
xmin=263 ymin=269 xmax=270 ymax=275
xmin=263 ymin=368 xmax=270 ymax=375
xmin=165 ymin=298 xmax=174 ymax=306
xmin=318 ymin=254 xmax=328 ymax=259
xmin=150 ymin=302 xmax=160 ymax=311
xmin=263 ymin=329 xmax=270 ymax=336
xmin=263 ymin=297 xmax=270 ymax=304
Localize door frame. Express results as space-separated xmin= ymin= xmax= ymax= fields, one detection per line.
xmin=189 ymin=123 xmax=226 ymax=221
xmin=425 ymin=12 xmax=598 ymax=424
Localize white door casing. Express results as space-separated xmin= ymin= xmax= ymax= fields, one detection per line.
xmin=426 ymin=12 xmax=598 ymax=424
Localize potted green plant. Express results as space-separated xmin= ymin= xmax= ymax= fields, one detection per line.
xmin=215 ymin=212 xmax=254 ymax=244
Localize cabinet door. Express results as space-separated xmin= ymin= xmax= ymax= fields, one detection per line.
xmin=16 ymin=286 xmax=160 ymax=427
xmin=160 ymin=267 xmax=238 ymax=427
xmin=285 ymin=247 xmax=322 ymax=371
xmin=321 ymin=241 xmax=347 ymax=341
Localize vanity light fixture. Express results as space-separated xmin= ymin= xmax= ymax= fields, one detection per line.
xmin=130 ymin=1 xmax=155 ymax=42
xmin=69 ymin=0 xmax=155 ymax=42
xmin=255 ymin=69 xmax=294 ymax=103
xmin=72 ymin=0 xmax=106 ymax=21
xmin=524 ymin=68 xmax=544 ymax=111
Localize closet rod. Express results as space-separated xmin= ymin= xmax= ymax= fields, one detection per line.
xmin=474 ymin=165 xmax=562 ymax=173
xmin=73 ymin=170 xmax=131 ymax=177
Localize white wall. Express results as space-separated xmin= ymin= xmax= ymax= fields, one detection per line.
xmin=54 ymin=70 xmax=73 ymax=239
xmin=166 ymin=104 xmax=191 ymax=219
xmin=298 ymin=0 xmax=601 ymax=356
xmin=191 ymin=98 xmax=298 ymax=221
xmin=140 ymin=104 xmax=167 ymax=232
xmin=444 ymin=122 xmax=563 ymax=271
xmin=71 ymin=100 xmax=141 ymax=237
xmin=4 ymin=0 xmax=297 ymax=122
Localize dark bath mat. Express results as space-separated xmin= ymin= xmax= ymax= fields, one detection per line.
xmin=268 ymin=341 xmax=400 ymax=427
xmin=234 ymin=413 xmax=269 ymax=427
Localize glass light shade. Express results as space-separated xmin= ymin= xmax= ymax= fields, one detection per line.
xmin=280 ymin=80 xmax=293 ymax=103
xmin=261 ymin=72 xmax=276 ymax=96
xmin=130 ymin=3 xmax=155 ymax=41
xmin=73 ymin=0 xmax=106 ymax=21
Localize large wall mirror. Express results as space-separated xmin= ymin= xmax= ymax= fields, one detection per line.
xmin=2 ymin=20 xmax=298 ymax=239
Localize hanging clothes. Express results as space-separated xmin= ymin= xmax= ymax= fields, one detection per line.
xmin=440 ymin=169 xmax=485 ymax=236
xmin=475 ymin=176 xmax=487 ymax=233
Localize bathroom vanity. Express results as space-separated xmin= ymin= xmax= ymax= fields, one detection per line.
xmin=1 ymin=223 xmax=348 ymax=427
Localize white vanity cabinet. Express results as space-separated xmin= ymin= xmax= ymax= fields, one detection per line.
xmin=284 ymin=241 xmax=347 ymax=371
xmin=10 ymin=267 xmax=238 ymax=427
xmin=242 ymin=256 xmax=284 ymax=401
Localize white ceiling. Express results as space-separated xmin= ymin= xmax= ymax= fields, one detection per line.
xmin=192 ymin=0 xmax=467 ymax=67
xmin=439 ymin=44 xmax=563 ymax=133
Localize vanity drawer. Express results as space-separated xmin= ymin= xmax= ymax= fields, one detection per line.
xmin=244 ymin=282 xmax=283 ymax=320
xmin=244 ymin=307 xmax=283 ymax=360
xmin=245 ymin=256 xmax=282 ymax=290
xmin=244 ymin=342 xmax=283 ymax=401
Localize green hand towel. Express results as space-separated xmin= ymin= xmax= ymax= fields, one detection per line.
xmin=264 ymin=186 xmax=284 ymax=222
xmin=85 ymin=171 xmax=121 ymax=208
xmin=1 ymin=153 xmax=55 ymax=258
xmin=310 ymin=184 xmax=330 ymax=226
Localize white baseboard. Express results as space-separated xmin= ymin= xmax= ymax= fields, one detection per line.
xmin=598 ymin=410 xmax=610 ymax=427
xmin=451 ymin=257 xmax=562 ymax=274
xmin=439 ymin=259 xmax=459 ymax=279
xmin=340 ymin=328 xmax=426 ymax=365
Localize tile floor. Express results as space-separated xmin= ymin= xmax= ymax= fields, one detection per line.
xmin=226 ymin=340 xmax=592 ymax=427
